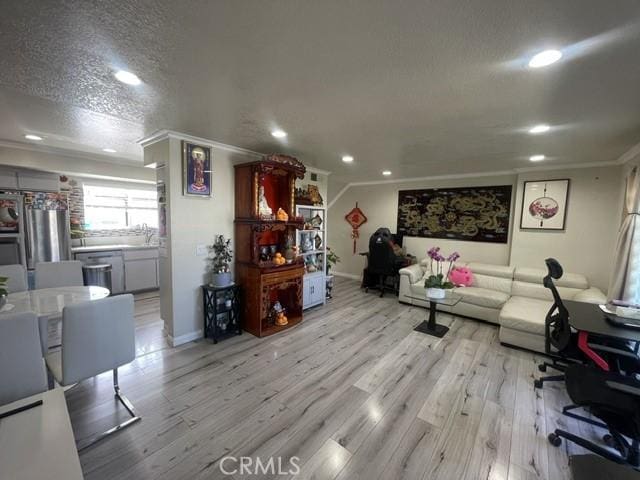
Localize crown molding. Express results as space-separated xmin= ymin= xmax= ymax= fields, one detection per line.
xmin=615 ymin=140 xmax=640 ymax=165
xmin=328 ymin=160 xmax=622 ymax=209
xmin=137 ymin=129 xmax=263 ymax=158
xmin=305 ymin=165 xmax=332 ymax=176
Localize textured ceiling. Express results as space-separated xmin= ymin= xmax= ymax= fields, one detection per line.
xmin=1 ymin=0 xmax=640 ymax=182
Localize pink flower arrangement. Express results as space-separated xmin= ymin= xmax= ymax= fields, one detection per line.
xmin=425 ymin=246 xmax=460 ymax=289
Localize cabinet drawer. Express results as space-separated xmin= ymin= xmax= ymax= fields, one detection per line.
xmin=123 ymin=248 xmax=159 ymax=260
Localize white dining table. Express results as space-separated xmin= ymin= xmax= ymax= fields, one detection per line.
xmin=0 ymin=388 xmax=84 ymax=480
xmin=4 ymin=286 xmax=110 ymax=352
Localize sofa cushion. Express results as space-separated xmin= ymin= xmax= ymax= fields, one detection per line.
xmin=499 ymin=296 xmax=552 ymax=336
xmin=455 ymin=286 xmax=510 ymax=309
xmin=467 ymin=262 xmax=514 ymax=279
xmin=511 ymin=280 xmax=582 ymax=302
xmin=514 ymin=267 xmax=589 ymax=290
xmin=472 ymin=273 xmax=512 ymax=295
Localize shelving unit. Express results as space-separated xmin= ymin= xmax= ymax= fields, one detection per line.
xmin=295 ymin=205 xmax=326 ymax=309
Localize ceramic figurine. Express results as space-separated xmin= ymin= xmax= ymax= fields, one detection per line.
xmin=301 ymin=233 xmax=313 ymax=253
xmin=276 ymin=208 xmax=289 ymax=221
xmin=258 ymin=186 xmax=272 ymax=217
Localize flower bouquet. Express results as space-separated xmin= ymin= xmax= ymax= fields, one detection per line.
xmin=424 ymin=247 xmax=460 ymax=299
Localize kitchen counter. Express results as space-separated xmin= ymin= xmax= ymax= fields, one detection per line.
xmin=71 ymin=244 xmax=159 ymax=253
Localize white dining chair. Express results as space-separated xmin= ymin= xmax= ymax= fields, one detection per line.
xmin=0 ymin=312 xmax=48 ymax=406
xmin=0 ymin=264 xmax=28 ymax=293
xmin=35 ymin=260 xmax=84 ymax=289
xmin=45 ymin=294 xmax=140 ymax=449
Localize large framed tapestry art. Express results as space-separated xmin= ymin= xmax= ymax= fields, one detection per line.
xmin=397 ymin=185 xmax=512 ymax=243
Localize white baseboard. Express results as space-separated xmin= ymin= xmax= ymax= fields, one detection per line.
xmin=166 ymin=329 xmax=203 ymax=347
xmin=331 ymin=271 xmax=361 ymax=281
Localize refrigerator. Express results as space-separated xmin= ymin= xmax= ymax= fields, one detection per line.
xmin=24 ymin=192 xmax=71 ymax=269
xmin=0 ymin=194 xmax=26 ymax=266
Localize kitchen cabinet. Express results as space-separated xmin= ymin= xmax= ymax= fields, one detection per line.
xmin=16 ymin=171 xmax=59 ymax=192
xmin=0 ymin=169 xmax=18 ymax=189
xmin=303 ymin=273 xmax=325 ymax=309
xmin=123 ymin=249 xmax=159 ymax=292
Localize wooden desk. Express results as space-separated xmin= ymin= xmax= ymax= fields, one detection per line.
xmin=0 ymin=389 xmax=83 ymax=480
xmin=565 ymin=300 xmax=640 ymax=371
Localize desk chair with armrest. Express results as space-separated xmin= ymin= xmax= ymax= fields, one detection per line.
xmin=549 ymin=364 xmax=640 ymax=469
xmin=535 ymin=258 xmax=640 ymax=389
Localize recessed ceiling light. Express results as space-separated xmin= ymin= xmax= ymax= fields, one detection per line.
xmin=529 ymin=124 xmax=550 ymax=134
xmin=102 ymin=148 xmax=117 ymax=153
xmin=342 ymin=155 xmax=354 ymax=163
xmin=271 ymin=129 xmax=287 ymax=138
xmin=114 ymin=70 xmax=141 ymax=85
xmin=528 ymin=49 xmax=562 ymax=68
xmin=530 ymin=154 xmax=546 ymax=162
xmin=24 ymin=134 xmax=43 ymax=141
xmin=382 ymin=170 xmax=392 ymax=176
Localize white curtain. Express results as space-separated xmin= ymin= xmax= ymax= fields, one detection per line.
xmin=608 ymin=166 xmax=640 ymax=304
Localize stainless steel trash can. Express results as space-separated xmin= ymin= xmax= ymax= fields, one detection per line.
xmin=82 ymin=263 xmax=113 ymax=293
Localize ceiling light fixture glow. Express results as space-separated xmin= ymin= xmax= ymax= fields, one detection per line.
xmin=271 ymin=129 xmax=287 ymax=138
xmin=102 ymin=148 xmax=117 ymax=153
xmin=529 ymin=124 xmax=550 ymax=134
xmin=530 ymin=154 xmax=546 ymax=162
xmin=528 ymin=49 xmax=562 ymax=68
xmin=24 ymin=134 xmax=43 ymax=141
xmin=114 ymin=70 xmax=141 ymax=85
xmin=342 ymin=155 xmax=354 ymax=163
xmin=382 ymin=170 xmax=392 ymax=176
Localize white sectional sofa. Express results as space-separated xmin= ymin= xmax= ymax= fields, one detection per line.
xmin=398 ymin=259 xmax=606 ymax=352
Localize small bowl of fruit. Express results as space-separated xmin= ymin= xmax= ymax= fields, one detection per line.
xmin=273 ymin=253 xmax=286 ymax=266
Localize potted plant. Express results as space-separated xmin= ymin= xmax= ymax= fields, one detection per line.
xmin=207 ymin=235 xmax=233 ymax=287
xmin=0 ymin=276 xmax=8 ymax=309
xmin=424 ymin=247 xmax=459 ymax=299
xmin=326 ymin=247 xmax=340 ymax=275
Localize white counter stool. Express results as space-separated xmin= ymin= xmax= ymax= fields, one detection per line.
xmin=0 ymin=311 xmax=47 ymax=406
xmin=45 ymin=294 xmax=140 ymax=450
xmin=0 ymin=264 xmax=28 ymax=293
xmin=35 ymin=260 xmax=84 ymax=289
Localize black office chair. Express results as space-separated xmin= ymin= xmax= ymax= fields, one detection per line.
xmin=364 ymin=228 xmax=399 ymax=298
xmin=535 ymin=258 xmax=640 ymax=388
xmin=549 ymin=364 xmax=640 ymax=468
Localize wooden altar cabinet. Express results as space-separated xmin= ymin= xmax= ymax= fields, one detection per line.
xmin=234 ymin=154 xmax=306 ymax=337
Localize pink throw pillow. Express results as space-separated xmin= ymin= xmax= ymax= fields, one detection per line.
xmin=449 ymin=267 xmax=473 ymax=287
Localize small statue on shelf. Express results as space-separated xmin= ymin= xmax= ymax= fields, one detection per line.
xmin=258 ymin=186 xmax=273 ymax=217
xmin=300 ymin=232 xmax=314 ymax=253
xmin=272 ymin=301 xmax=288 ymax=326
xmin=276 ymin=208 xmax=289 ymax=221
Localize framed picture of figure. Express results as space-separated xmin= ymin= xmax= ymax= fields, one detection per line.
xmin=182 ymin=141 xmax=212 ymax=197
xmin=520 ymin=179 xmax=570 ymax=230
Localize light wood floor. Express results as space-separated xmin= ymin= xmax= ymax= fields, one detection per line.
xmin=67 ymin=278 xmax=607 ymax=480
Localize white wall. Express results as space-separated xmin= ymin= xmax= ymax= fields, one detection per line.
xmin=144 ymin=135 xmax=257 ymax=345
xmin=327 ymin=173 xmax=517 ymax=278
xmin=328 ymin=165 xmax=623 ymax=291
xmin=509 ymin=166 xmax=621 ymax=291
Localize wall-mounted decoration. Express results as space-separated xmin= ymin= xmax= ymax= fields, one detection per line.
xmin=182 ymin=141 xmax=212 ymax=197
xmin=397 ymin=185 xmax=512 ymax=243
xmin=345 ymin=202 xmax=368 ymax=253
xmin=520 ymin=179 xmax=569 ymax=230
xmin=295 ymin=184 xmax=324 ymax=206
